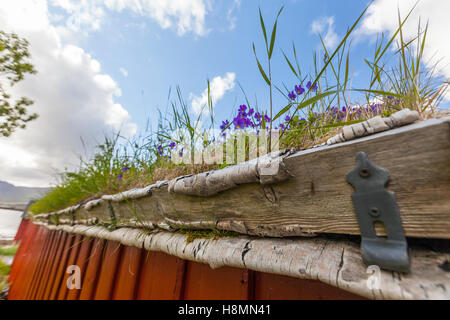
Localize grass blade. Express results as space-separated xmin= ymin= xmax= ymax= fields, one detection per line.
xmin=253 ymin=43 xmax=271 ymax=86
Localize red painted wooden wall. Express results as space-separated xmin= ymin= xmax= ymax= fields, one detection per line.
xmin=8 ymin=220 xmax=364 ymax=300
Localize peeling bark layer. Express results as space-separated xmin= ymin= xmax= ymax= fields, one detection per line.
xmin=33 ymin=221 xmax=450 ymax=300
xmin=326 ymin=108 xmax=420 ymax=145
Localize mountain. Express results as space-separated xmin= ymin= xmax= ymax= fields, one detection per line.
xmin=0 ymin=180 xmax=50 ymax=203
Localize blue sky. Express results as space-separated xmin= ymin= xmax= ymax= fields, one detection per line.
xmin=0 ymin=0 xmax=448 ymax=187
xmin=82 ymin=0 xmax=373 ymax=132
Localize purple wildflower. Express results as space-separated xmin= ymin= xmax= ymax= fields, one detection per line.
xmin=169 ymin=142 xmax=176 ymax=149
xmin=294 ymin=85 xmax=305 ymax=95
xmin=288 ymin=91 xmax=296 ymax=100
xmin=220 ymin=120 xmax=230 ymax=131
xmin=118 ymin=173 xmax=123 ymax=180
xmin=233 ymin=116 xmax=245 ymax=129
xmin=264 ymin=115 xmax=271 ymax=123
xmin=255 ymin=112 xmax=261 ymax=121
xmin=306 ymin=81 xmax=318 ymax=91
xmin=285 ymin=115 xmax=291 ymax=122
xmin=122 ymin=166 xmax=129 ymax=172
xmin=157 ymin=144 xmax=163 ymax=156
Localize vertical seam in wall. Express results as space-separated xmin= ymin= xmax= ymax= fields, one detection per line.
xmin=132 ymin=248 xmax=146 ymax=300
xmin=108 ymin=242 xmax=124 ymax=300
xmin=176 ymin=259 xmax=188 ymax=300
xmin=84 ymin=239 xmax=106 ymax=300
xmin=51 ymin=232 xmax=74 ymax=300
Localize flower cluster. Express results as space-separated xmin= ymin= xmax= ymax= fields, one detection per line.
xmin=232 ymin=105 xmax=257 ymax=129
xmin=288 ymin=81 xmax=317 ymax=101
xmin=327 ymin=103 xmax=386 ymax=121
xmin=219 ymin=105 xmax=272 ymax=134
xmin=118 ymin=166 xmax=129 ymax=180
xmin=156 ymin=141 xmax=178 ymax=157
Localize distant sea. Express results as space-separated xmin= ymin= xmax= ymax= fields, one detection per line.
xmin=0 ymin=208 xmax=22 ymax=241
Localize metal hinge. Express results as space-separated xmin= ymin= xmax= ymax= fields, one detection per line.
xmin=347 ymin=151 xmax=410 ymax=273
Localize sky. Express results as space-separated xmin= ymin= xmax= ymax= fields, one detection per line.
xmin=0 ymin=0 xmax=449 ymax=187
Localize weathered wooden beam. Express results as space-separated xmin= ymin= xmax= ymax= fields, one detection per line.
xmin=36 ymin=117 xmax=450 ymax=239
xmin=35 ymin=222 xmax=450 ymax=300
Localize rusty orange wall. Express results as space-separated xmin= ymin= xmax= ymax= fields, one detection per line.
xmin=8 ymin=220 xmax=364 ymax=300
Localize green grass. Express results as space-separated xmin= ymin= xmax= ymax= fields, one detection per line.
xmin=0 ymin=245 xmax=18 ymax=256
xmin=0 ymin=260 xmax=10 ymax=276
xmin=30 ymin=4 xmax=448 ymax=216
xmin=0 ymin=260 xmax=10 ymax=296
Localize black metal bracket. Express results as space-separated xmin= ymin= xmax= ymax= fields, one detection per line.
xmin=347 ymin=152 xmax=410 ymax=273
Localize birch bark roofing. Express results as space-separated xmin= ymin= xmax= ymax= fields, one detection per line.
xmin=33 ymin=221 xmax=450 ymax=300
xmin=32 ymin=116 xmax=450 ymax=239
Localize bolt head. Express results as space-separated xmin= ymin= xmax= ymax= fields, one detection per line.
xmin=369 ymin=207 xmax=380 ymax=217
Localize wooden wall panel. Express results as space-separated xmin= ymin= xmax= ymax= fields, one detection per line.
xmin=13 ymin=219 xmax=29 ymax=242
xmin=34 ymin=230 xmax=62 ymax=300
xmin=8 ymin=225 xmax=367 ymax=301
xmin=56 ymin=234 xmax=82 ymax=300
xmin=41 ymin=231 xmax=68 ymax=300
xmin=47 ymin=233 xmax=74 ymax=300
xmin=66 ymin=237 xmax=94 ymax=300
xmin=9 ymin=222 xmax=37 ymax=285
xmin=79 ymin=238 xmax=105 ymax=300
xmin=254 ymin=272 xmax=365 ymax=300
xmin=20 ymin=227 xmax=49 ymax=299
xmin=24 ymin=227 xmax=50 ymax=300
xmin=111 ymin=246 xmax=143 ymax=300
xmin=182 ymin=261 xmax=250 ymax=300
xmin=93 ymin=241 xmax=122 ymax=300
xmin=136 ymin=251 xmax=185 ymax=300
xmin=8 ymin=224 xmax=40 ymax=299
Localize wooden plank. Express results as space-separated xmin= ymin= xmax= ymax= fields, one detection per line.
xmin=60 ymin=118 xmax=449 ymax=239
xmin=15 ymin=225 xmax=46 ymax=300
xmin=182 ymin=262 xmax=250 ymax=300
xmin=13 ymin=218 xmax=29 ymax=242
xmin=42 ymin=231 xmax=69 ymax=300
xmin=25 ymin=228 xmax=52 ymax=299
xmin=47 ymin=232 xmax=74 ymax=300
xmin=34 ymin=230 xmax=62 ymax=300
xmin=8 ymin=223 xmax=39 ymax=299
xmin=136 ymin=251 xmax=185 ymax=300
xmin=93 ymin=241 xmax=122 ymax=300
xmin=79 ymin=238 xmax=105 ymax=300
xmin=9 ymin=222 xmax=37 ymax=285
xmin=56 ymin=234 xmax=82 ymax=300
xmin=254 ymin=272 xmax=365 ymax=300
xmin=111 ymin=246 xmax=143 ymax=300
xmin=66 ymin=237 xmax=94 ymax=300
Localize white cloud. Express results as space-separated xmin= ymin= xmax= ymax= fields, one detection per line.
xmin=358 ymin=0 xmax=450 ymax=99
xmin=227 ymin=0 xmax=241 ymax=31
xmin=0 ymin=0 xmax=136 ymax=187
xmin=310 ymin=16 xmax=339 ymax=50
xmin=190 ymin=72 xmax=236 ymax=115
xmin=119 ymin=67 xmax=128 ymax=77
xmin=50 ymin=0 xmax=210 ymax=36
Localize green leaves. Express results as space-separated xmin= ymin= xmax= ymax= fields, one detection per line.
xmin=352 ymin=89 xmax=403 ymax=98
xmin=259 ymin=8 xmax=268 ymax=49
xmin=253 ymin=43 xmax=271 ymax=86
xmin=268 ymin=7 xmax=284 ymax=59
xmin=253 ymin=7 xmax=284 ymax=87
xmin=0 ymin=31 xmax=37 ymax=137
